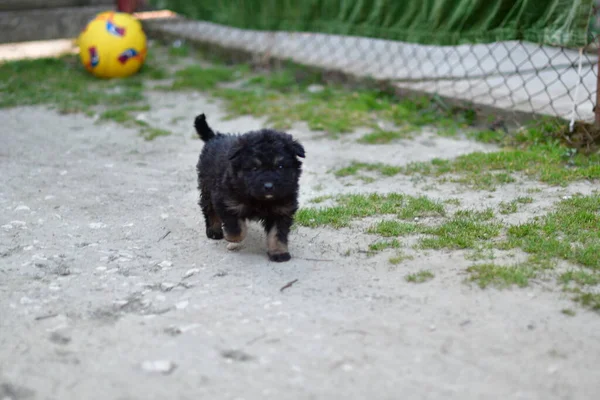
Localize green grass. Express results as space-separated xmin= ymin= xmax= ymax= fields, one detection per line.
xmin=368 ymin=220 xmax=422 ymax=237
xmin=140 ymin=127 xmax=172 ymax=141
xmin=0 ymin=56 xmax=148 ymax=112
xmin=559 ymin=270 xmax=600 ymax=286
xmin=169 ymin=65 xmax=246 ymax=90
xmin=99 ymin=105 xmax=151 ymax=124
xmin=335 ymin=121 xmax=600 ymax=189
xmin=358 ymin=128 xmax=414 ymax=144
xmin=295 ymin=193 xmax=446 ymax=229
xmin=335 ymin=162 xmax=402 ymax=178
xmin=570 ymin=290 xmax=600 ymax=312
xmin=368 ymin=239 xmax=402 ymax=252
xmin=561 ymin=308 xmax=577 ymax=316
xmin=499 ymin=197 xmax=533 ymax=215
xmin=406 ymin=270 xmax=434 ymax=283
xmin=389 ymin=251 xmax=413 ymax=265
xmin=418 ymin=209 xmax=501 ymax=250
xmin=504 ymin=194 xmax=600 ymax=270
xmin=466 ymin=263 xmax=536 ymax=288
xmin=308 ymin=195 xmax=333 ymax=204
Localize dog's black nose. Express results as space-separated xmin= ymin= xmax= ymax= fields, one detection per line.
xmin=264 ymin=182 xmax=274 ymax=190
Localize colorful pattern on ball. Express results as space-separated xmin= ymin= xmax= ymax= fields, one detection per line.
xmin=117 ymin=48 xmax=146 ymax=65
xmin=97 ymin=12 xmax=126 ymax=37
xmin=88 ymin=46 xmax=99 ymax=69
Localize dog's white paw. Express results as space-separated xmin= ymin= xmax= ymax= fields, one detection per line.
xmin=226 ymin=242 xmax=244 ymax=251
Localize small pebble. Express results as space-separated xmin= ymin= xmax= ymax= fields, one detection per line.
xmin=160 ymin=282 xmax=176 ymax=292
xmin=140 ymin=360 xmax=177 ymax=375
xmin=175 ymin=300 xmax=189 ymax=310
xmin=14 ymin=205 xmax=30 ymax=212
xmin=182 ymin=268 xmax=199 ymax=279
xmin=89 ymin=222 xmax=107 ymax=229
xmin=158 ymin=260 xmax=173 ymax=268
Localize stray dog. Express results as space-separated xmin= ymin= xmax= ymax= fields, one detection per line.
xmin=194 ymin=114 xmax=305 ymax=262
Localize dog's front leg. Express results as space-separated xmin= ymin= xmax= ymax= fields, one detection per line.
xmin=264 ymin=216 xmax=293 ymax=262
xmin=221 ymin=213 xmax=247 ymax=243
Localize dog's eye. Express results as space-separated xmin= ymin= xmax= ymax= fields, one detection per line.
xmin=278 ymin=165 xmax=284 ymax=169
xmin=252 ymin=166 xmax=258 ymax=171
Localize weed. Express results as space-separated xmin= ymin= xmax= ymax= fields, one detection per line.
xmin=169 ymin=65 xmax=245 ymax=90
xmin=466 ymin=263 xmax=536 ymax=288
xmin=140 ymin=127 xmax=171 ymax=141
xmin=368 ymin=220 xmax=422 ymax=237
xmin=406 ymin=270 xmax=434 ymax=283
xmin=559 ymin=270 xmax=600 ymax=286
xmin=308 ymin=195 xmax=333 ymax=204
xmin=561 ymin=308 xmax=576 ymax=316
xmin=499 ymin=197 xmax=533 ymax=215
xmin=368 ymin=239 xmax=402 ymax=252
xmin=358 ymin=127 xmax=413 ymax=144
xmin=389 ymin=251 xmax=413 ymax=265
xmin=571 ymin=290 xmax=600 ymax=312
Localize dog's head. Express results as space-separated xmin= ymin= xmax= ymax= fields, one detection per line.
xmin=228 ymin=129 xmax=305 ymax=201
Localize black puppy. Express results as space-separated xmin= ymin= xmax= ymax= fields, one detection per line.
xmin=194 ymin=114 xmax=305 ymax=262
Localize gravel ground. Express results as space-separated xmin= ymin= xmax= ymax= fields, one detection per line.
xmin=1 ymin=94 xmax=600 ymax=400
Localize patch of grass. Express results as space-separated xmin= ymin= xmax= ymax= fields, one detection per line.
xmin=561 ymin=308 xmax=576 ymax=316
xmin=295 ymin=193 xmax=446 ymax=229
xmin=559 ymin=270 xmax=600 ymax=286
xmin=418 ymin=209 xmax=501 ymax=250
xmin=169 ymin=42 xmax=190 ymax=57
xmin=368 ymin=239 xmax=401 ymax=252
xmin=335 ymin=162 xmax=402 ymax=178
xmin=499 ymin=196 xmax=534 ymax=215
xmin=140 ymin=127 xmax=171 ymax=141
xmin=99 ymin=105 xmax=151 ymax=124
xmin=403 ymin=143 xmax=600 ymax=188
xmin=170 ymin=65 xmax=246 ymax=90
xmin=308 ymin=195 xmax=332 ymax=204
xmin=504 ymin=194 xmax=600 ymax=270
xmin=571 ymin=290 xmax=600 ymax=312
xmin=466 ymin=263 xmax=536 ymax=288
xmin=210 ymin=68 xmax=484 ymax=136
xmin=499 ymin=201 xmax=518 ymax=215
xmin=368 ymin=220 xmax=422 ymax=237
xmin=0 ymin=56 xmax=148 ymax=112
xmin=358 ymin=127 xmax=413 ymax=144
xmin=444 ymin=198 xmax=461 ymax=206
xmin=406 ymin=270 xmax=434 ymax=283
xmin=389 ymin=251 xmax=413 ymax=265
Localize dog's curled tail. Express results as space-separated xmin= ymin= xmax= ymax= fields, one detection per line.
xmin=194 ymin=113 xmax=216 ymax=142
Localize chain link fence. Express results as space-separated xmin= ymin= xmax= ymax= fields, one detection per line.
xmin=142 ymin=4 xmax=600 ymax=138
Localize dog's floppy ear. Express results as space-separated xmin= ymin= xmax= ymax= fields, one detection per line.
xmin=289 ymin=140 xmax=305 ymax=158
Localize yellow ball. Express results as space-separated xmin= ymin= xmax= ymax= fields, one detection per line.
xmin=77 ymin=11 xmax=147 ymax=79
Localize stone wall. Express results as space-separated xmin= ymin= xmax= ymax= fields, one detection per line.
xmin=0 ymin=1 xmax=115 ymax=43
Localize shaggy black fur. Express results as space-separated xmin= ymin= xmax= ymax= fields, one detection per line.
xmin=194 ymin=113 xmax=305 ymax=262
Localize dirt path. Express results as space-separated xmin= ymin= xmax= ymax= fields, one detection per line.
xmin=1 ymin=95 xmax=600 ymax=400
